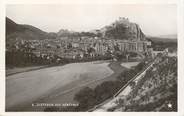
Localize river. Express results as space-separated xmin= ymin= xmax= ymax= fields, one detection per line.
xmin=6 ymin=61 xmax=138 ymax=111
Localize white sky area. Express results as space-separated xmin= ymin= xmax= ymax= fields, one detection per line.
xmin=6 ymin=4 xmax=177 ymax=36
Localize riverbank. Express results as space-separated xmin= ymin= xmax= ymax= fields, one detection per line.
xmin=6 ymin=60 xmax=111 ymax=76
xmin=6 ymin=65 xmax=48 ymax=76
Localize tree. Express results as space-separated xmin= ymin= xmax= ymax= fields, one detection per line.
xmin=94 ymin=81 xmax=121 ymax=103
xmin=74 ymin=87 xmax=96 ymax=111
xmin=105 ymin=24 xmax=128 ymax=40
xmin=134 ymin=61 xmax=145 ymax=72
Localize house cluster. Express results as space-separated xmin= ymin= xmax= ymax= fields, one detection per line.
xmin=6 ymin=36 xmax=151 ymax=60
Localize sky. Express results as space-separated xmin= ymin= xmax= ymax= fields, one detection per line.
xmin=6 ymin=4 xmax=177 ymax=36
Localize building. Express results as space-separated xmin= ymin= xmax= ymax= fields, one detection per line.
xmin=94 ymin=42 xmax=108 ymax=55
xmin=117 ymin=40 xmax=148 ymax=53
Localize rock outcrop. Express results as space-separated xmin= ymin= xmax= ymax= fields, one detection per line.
xmin=102 ymin=17 xmax=146 ymax=41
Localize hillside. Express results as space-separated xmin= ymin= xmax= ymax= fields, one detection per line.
xmin=93 ymin=54 xmax=177 ymax=112
xmin=115 ymin=56 xmax=177 ymax=111
xmin=158 ymin=34 xmax=177 ymax=39
xmin=6 ymin=17 xmax=57 ymax=41
xmin=146 ymin=36 xmax=177 ymax=43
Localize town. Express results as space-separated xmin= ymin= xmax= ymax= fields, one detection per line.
xmin=6 ymin=37 xmax=150 ymax=60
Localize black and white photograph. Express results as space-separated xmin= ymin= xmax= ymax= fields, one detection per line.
xmin=0 ymin=0 xmax=183 ymax=114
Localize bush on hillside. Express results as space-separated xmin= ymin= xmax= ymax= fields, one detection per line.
xmin=74 ymin=87 xmax=96 ymax=111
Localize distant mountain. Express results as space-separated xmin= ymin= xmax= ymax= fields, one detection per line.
xmin=158 ymin=34 xmax=177 ymax=39
xmin=146 ymin=36 xmax=177 ymax=51
xmin=6 ymin=17 xmax=57 ymax=41
xmin=146 ymin=36 xmax=177 ymax=43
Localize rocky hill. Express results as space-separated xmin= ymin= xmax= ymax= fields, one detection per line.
xmin=101 ymin=17 xmax=146 ymax=41
xmin=6 ymin=17 xmax=57 ymax=41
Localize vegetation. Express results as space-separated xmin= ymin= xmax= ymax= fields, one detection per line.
xmin=105 ymin=24 xmax=128 ymax=40
xmin=6 ymin=49 xmax=112 ymax=68
xmin=74 ymin=87 xmax=96 ymax=111
xmin=94 ymin=81 xmax=122 ymax=104
xmin=72 ymin=59 xmax=148 ymax=111
xmin=72 ymin=81 xmax=122 ymax=111
xmin=6 ymin=50 xmax=59 ymax=68
xmin=115 ymin=56 xmax=177 ymax=112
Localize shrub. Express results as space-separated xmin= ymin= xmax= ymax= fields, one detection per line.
xmin=94 ymin=81 xmax=121 ymax=104
xmin=74 ymin=87 xmax=96 ymax=111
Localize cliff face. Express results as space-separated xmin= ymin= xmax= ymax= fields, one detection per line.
xmin=102 ymin=17 xmax=146 ymax=41
xmin=129 ymin=23 xmax=146 ymax=41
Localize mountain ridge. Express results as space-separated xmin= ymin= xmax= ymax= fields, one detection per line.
xmin=6 ymin=17 xmax=57 ymax=40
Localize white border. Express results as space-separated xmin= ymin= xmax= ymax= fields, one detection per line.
xmin=0 ymin=0 xmax=183 ymax=116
